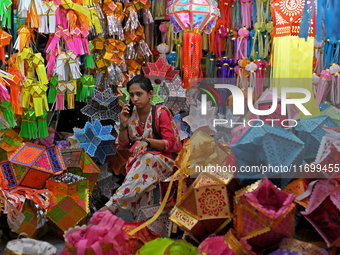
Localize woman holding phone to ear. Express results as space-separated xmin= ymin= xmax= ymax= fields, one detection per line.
xmin=99 ymin=75 xmax=182 ymax=218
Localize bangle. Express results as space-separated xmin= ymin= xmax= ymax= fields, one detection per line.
xmin=119 ymin=123 xmax=128 ymax=131
xmin=142 ymin=138 xmax=150 ymax=146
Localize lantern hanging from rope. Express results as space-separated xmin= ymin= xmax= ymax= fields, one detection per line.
xmin=167 ymin=0 xmax=220 ymax=89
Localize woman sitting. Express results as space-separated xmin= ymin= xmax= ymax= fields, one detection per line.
xmin=100 ymin=75 xmax=182 ymax=219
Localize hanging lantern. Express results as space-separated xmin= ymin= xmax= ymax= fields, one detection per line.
xmin=167 ymin=0 xmax=220 ymax=89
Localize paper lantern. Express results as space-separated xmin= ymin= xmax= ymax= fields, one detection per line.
xmin=142 ymin=57 xmax=179 ymax=85
xmin=61 ymin=148 xmax=100 ymax=193
xmin=319 ymin=103 xmax=340 ymax=123
xmin=74 ymin=119 xmax=116 ymax=164
xmin=136 ymin=204 xmax=173 ymax=238
xmin=235 ymin=177 xmax=295 ymax=248
xmin=231 ymin=123 xmax=304 ymax=187
xmin=169 ymin=170 xmax=236 ymax=242
xmin=301 ymin=179 xmax=340 ymax=247
xmin=81 ymin=88 xmax=121 ymax=123
xmin=119 ymin=85 xmax=164 ymax=106
xmin=167 ymin=0 xmax=219 ymax=88
xmin=15 ymin=201 xmax=48 ymax=239
xmin=1 ymin=143 xmax=65 ymax=189
xmin=294 ymin=115 xmax=339 ymax=161
xmin=0 ymin=129 xmax=23 ymax=161
xmin=46 ymin=173 xmax=89 ymax=232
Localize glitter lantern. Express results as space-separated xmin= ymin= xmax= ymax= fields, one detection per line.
xmin=61 ymin=148 xmax=100 ymax=193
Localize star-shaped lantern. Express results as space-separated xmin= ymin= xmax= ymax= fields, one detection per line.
xmin=118 ymin=85 xmax=164 ymax=106
xmin=231 ymin=123 xmax=305 ymax=187
xmin=319 ymin=103 xmax=340 ymax=123
xmin=142 ymin=57 xmax=179 ymax=84
xmin=213 ymin=110 xmax=242 ymax=144
xmin=295 ymin=115 xmax=339 ymax=161
xmin=81 ymin=88 xmax=121 ymax=123
xmin=184 ymin=100 xmax=217 ymax=135
xmin=161 ymin=74 xmax=189 ymax=115
xmin=74 ymin=120 xmax=116 ymax=164
xmin=174 ymin=114 xmax=191 ymax=141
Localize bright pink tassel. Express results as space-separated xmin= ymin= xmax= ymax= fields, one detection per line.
xmin=47 ymin=53 xmax=58 ymax=80
xmin=45 ymin=26 xmax=62 ymax=54
xmin=81 ymin=28 xmax=91 ymax=55
xmin=255 ymin=60 xmax=267 ymax=96
xmin=240 ymin=0 xmax=253 ymax=28
xmin=55 ymin=94 xmax=65 ymax=110
xmin=315 ymin=69 xmax=332 ymax=105
xmin=72 ymin=27 xmax=83 ymax=55
xmin=62 ymin=29 xmax=75 ymax=52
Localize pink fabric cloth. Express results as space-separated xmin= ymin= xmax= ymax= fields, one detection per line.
xmin=60 ymin=211 xmax=130 ymax=255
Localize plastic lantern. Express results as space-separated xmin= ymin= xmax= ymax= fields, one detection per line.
xmin=167 ymin=0 xmax=220 ymax=89
xmin=0 ymin=28 xmax=11 ymax=64
xmin=167 ymin=52 xmax=177 ymax=67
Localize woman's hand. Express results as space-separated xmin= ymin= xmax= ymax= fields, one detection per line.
xmin=133 ymin=141 xmax=148 ymax=156
xmin=120 ymin=103 xmax=131 ymax=127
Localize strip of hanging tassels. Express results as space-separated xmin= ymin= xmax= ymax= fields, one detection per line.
xmin=0 ymin=100 xmax=16 ymax=128
xmin=0 ymin=0 xmax=12 ymax=28
xmin=13 ymin=25 xmax=31 ymax=52
xmin=233 ymin=0 xmax=242 ymax=30
xmin=315 ymin=69 xmax=332 ymax=105
xmin=125 ymin=8 xmax=140 ymax=32
xmin=138 ymin=39 xmax=152 ymax=58
xmin=32 ymin=53 xmax=49 ymax=84
xmin=38 ymin=2 xmax=48 ymax=34
xmin=45 ymin=26 xmax=62 ymax=54
xmin=240 ymin=0 xmax=253 ymax=29
xmin=36 ymin=109 xmax=48 ymax=138
xmin=67 ymin=51 xmax=81 ymax=79
xmin=314 ymin=41 xmax=324 ymax=74
xmin=245 ymin=62 xmax=258 ymax=96
xmin=255 ymin=59 xmax=267 ymax=96
xmin=330 ymin=64 xmax=340 ymax=105
xmin=19 ymin=109 xmax=37 ymax=139
xmin=66 ymin=81 xmax=76 ymax=109
xmin=142 ymin=7 xmax=154 ymax=24
xmin=81 ymin=28 xmax=91 ymax=55
xmin=53 ymin=52 xmax=68 ymax=81
xmin=236 ymin=27 xmax=249 ymax=60
xmin=237 ymin=58 xmax=250 ymax=89
xmin=31 ymin=82 xmax=49 ymax=117
xmin=45 ymin=1 xmax=57 ymax=33
xmin=48 ymin=75 xmax=58 ymax=103
xmin=71 ymin=27 xmax=83 ymax=56
xmin=312 ymin=73 xmax=320 ymax=96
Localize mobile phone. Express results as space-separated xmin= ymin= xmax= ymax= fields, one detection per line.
xmin=128 ymin=98 xmax=134 ymax=116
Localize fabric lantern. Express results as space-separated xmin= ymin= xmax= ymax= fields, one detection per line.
xmin=320 ymin=103 xmax=340 ymax=123
xmin=167 ymin=0 xmax=220 ymax=88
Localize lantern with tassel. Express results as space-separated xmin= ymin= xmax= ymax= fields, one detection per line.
xmin=329 ymin=64 xmax=340 ymax=106
xmin=315 ymin=69 xmax=332 ymax=105
xmin=167 ymin=0 xmax=220 ymax=89
xmin=0 ymin=28 xmax=11 ymax=64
